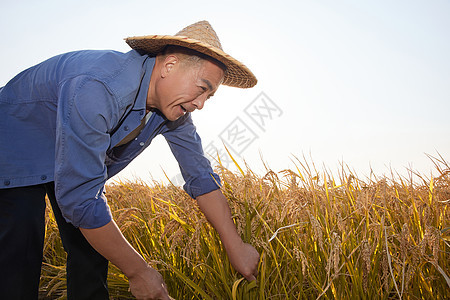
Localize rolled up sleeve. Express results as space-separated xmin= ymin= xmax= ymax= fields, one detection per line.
xmin=54 ymin=77 xmax=118 ymax=228
xmin=162 ymin=114 xmax=221 ymax=199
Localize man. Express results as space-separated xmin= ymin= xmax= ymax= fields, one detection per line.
xmin=0 ymin=21 xmax=259 ymax=299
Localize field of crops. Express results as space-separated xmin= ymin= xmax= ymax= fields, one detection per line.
xmin=39 ymin=155 xmax=449 ymax=299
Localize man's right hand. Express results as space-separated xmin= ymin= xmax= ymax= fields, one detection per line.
xmin=128 ymin=264 xmax=170 ymax=300
xmin=80 ymin=221 xmax=171 ymax=300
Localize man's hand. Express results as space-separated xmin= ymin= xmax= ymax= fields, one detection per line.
xmin=196 ymin=190 xmax=260 ymax=281
xmin=80 ymin=221 xmax=171 ymax=299
xmin=225 ymin=240 xmax=259 ymax=281
xmin=128 ymin=264 xmax=170 ymax=300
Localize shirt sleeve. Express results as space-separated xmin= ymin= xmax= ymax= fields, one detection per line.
xmin=162 ymin=114 xmax=221 ymax=198
xmin=54 ymin=76 xmax=119 ymax=228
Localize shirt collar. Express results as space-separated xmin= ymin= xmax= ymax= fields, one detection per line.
xmin=133 ymin=55 xmax=155 ymax=112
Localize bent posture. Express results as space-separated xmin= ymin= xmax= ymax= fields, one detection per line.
xmin=0 ymin=21 xmax=259 ymax=299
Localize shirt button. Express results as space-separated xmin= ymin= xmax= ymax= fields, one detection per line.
xmin=140 ymin=111 xmax=144 ymax=115
xmin=41 ymin=175 xmax=47 ymax=181
xmin=4 ymin=180 xmax=10 ymax=186
xmin=124 ymin=126 xmax=129 ymax=131
xmin=139 ymin=142 xmax=145 ymax=146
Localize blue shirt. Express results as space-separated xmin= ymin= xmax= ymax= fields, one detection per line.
xmin=0 ymin=49 xmax=220 ymax=228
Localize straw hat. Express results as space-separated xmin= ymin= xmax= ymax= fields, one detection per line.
xmin=125 ymin=21 xmax=257 ymax=88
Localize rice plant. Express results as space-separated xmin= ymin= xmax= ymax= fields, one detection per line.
xmin=39 ymin=154 xmax=450 ymax=299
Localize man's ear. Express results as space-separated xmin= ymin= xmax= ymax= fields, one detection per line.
xmin=161 ymin=55 xmax=179 ymax=78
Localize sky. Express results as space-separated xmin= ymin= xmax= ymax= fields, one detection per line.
xmin=1 ymin=0 xmax=449 ymax=185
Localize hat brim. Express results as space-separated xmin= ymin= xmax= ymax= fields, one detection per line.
xmin=125 ymin=35 xmax=257 ymax=89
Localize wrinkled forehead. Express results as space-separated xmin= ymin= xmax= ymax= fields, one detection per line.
xmin=196 ymin=60 xmax=225 ymax=89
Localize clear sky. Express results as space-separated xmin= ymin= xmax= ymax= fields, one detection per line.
xmin=1 ymin=0 xmax=449 ymax=184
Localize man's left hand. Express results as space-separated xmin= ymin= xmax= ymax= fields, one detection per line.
xmin=226 ymin=240 xmax=259 ymax=281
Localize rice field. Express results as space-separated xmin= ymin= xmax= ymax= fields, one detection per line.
xmin=39 ymin=154 xmax=449 ymax=299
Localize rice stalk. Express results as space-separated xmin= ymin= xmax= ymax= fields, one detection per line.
xmin=38 ymin=155 xmax=450 ymax=299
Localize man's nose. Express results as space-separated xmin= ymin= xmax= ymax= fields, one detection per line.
xmin=192 ymin=95 xmax=207 ymax=110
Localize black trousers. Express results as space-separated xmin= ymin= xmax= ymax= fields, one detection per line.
xmin=0 ymin=183 xmax=109 ymax=299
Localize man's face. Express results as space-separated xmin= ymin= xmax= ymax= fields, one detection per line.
xmin=150 ymin=56 xmax=225 ymax=121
